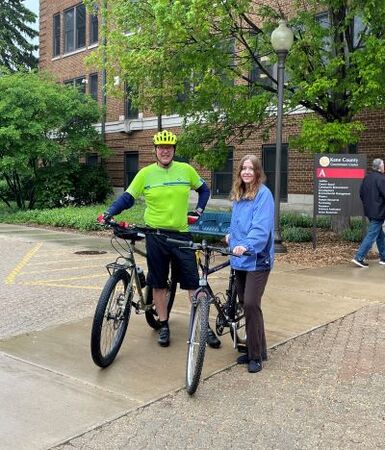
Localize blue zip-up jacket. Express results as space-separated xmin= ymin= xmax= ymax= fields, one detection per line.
xmin=229 ymin=184 xmax=274 ymax=272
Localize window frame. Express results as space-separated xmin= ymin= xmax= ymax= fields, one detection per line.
xmin=53 ymin=13 xmax=61 ymax=57
xmin=64 ymin=4 xmax=86 ymax=54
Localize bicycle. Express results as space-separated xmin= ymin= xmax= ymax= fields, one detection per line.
xmin=90 ymin=218 xmax=177 ymax=368
xmin=167 ymin=237 xmax=248 ymax=395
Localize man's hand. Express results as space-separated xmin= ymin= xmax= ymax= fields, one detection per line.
xmin=97 ymin=212 xmax=113 ymax=224
xmin=187 ymin=210 xmax=201 ymax=225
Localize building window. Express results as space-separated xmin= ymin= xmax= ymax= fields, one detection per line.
xmin=64 ymin=76 xmax=86 ymax=94
xmin=124 ymin=152 xmax=139 ymax=189
xmin=89 ymin=73 xmax=98 ymax=100
xmin=53 ymin=13 xmax=61 ymax=57
xmin=211 ymin=149 xmax=233 ymax=197
xmin=262 ymin=144 xmax=288 ymax=202
xmin=64 ymin=4 xmax=86 ymax=53
xmin=89 ymin=12 xmax=98 ymax=44
xmin=86 ymin=153 xmax=99 ymax=167
xmin=124 ymin=84 xmax=138 ymax=119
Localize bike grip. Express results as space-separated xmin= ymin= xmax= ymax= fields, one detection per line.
xmin=167 ymin=237 xmax=194 ymax=247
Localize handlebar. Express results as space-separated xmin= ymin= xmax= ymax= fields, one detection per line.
xmin=166 ymin=237 xmax=252 ymax=257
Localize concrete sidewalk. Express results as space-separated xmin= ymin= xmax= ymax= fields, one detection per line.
xmin=0 ymin=224 xmax=384 ymax=449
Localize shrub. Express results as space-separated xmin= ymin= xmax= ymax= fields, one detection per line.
xmin=72 ymin=165 xmax=113 ymax=205
xmin=280 ymin=212 xmax=313 ymax=228
xmin=282 ymin=226 xmax=312 ymax=242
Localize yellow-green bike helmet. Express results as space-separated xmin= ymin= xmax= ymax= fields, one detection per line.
xmin=153 ymin=130 xmax=177 ymax=146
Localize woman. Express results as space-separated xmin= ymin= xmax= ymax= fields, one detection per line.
xmin=227 ymin=155 xmax=274 ymax=373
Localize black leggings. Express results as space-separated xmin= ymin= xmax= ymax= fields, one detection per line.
xmin=235 ymin=270 xmax=270 ymax=361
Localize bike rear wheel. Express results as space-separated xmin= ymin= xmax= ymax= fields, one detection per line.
xmin=91 ymin=270 xmax=132 ymax=367
xmin=229 ymin=283 xmax=247 ymax=348
xmin=144 ymin=279 xmax=177 ymax=330
xmin=185 ymin=293 xmax=209 ymax=395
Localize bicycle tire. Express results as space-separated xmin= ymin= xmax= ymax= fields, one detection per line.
xmin=91 ymin=270 xmax=132 ymax=368
xmin=185 ymin=293 xmax=210 ymax=395
xmin=144 ymin=279 xmax=177 ymax=330
xmin=229 ymin=283 xmax=247 ymax=347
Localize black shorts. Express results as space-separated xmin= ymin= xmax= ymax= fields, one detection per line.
xmin=145 ymin=231 xmax=199 ymax=290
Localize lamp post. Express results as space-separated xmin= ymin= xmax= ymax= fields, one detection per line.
xmin=271 ymin=20 xmax=293 ymax=253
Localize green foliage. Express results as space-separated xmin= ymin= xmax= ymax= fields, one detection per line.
xmin=289 ymin=118 xmax=366 ymax=153
xmin=0 ymin=0 xmax=38 ymax=70
xmin=0 ymin=71 xmax=109 ymax=210
xmin=34 ymin=164 xmax=113 ymax=209
xmin=341 ymin=217 xmax=365 ymax=242
xmin=73 ymin=165 xmax=113 ymax=206
xmin=281 ymin=226 xmax=312 ymax=242
xmin=341 ymin=227 xmax=362 ymax=242
xmin=0 ymin=202 xmax=146 ymax=232
xmin=84 ymin=0 xmax=385 ymax=163
xmin=280 ymin=212 xmax=331 ymax=229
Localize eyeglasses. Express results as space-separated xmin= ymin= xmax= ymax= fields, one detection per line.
xmin=241 ymin=167 xmax=254 ymax=172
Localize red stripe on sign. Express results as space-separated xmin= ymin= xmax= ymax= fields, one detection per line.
xmin=316 ymin=168 xmax=365 ymax=179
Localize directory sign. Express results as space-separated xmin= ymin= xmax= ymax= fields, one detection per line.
xmin=314 ymin=154 xmax=367 ymax=216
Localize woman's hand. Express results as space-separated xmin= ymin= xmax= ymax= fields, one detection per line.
xmin=232 ymin=245 xmax=248 ymax=256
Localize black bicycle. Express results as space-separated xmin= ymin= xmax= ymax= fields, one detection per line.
xmin=167 ymin=238 xmax=247 ymax=395
xmin=91 ymin=219 xmax=177 ymax=368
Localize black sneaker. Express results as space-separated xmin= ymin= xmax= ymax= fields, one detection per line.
xmin=351 ymin=258 xmax=368 ymax=268
xmin=237 ymin=352 xmax=268 ymax=365
xmin=248 ymin=359 xmax=262 ymax=373
xmin=207 ymin=327 xmax=221 ymax=349
xmin=158 ymin=325 xmax=170 ymax=347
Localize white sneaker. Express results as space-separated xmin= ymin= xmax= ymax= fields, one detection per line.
xmin=351 ymin=258 xmax=369 ymax=268
xmin=379 ymin=259 xmax=385 ymax=265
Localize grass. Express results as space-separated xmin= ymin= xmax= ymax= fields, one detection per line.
xmin=0 ymin=200 xmax=146 ymax=232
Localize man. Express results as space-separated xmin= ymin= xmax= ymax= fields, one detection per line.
xmin=352 ymin=158 xmax=385 ymax=268
xmin=104 ymin=130 xmax=221 ymax=348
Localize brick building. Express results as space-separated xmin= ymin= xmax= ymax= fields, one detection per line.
xmin=39 ymin=1 xmax=385 ymax=210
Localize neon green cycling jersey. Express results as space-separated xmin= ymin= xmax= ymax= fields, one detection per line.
xmin=126 ymin=161 xmax=204 ymax=232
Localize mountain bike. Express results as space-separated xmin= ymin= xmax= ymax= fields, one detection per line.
xmin=91 ymin=219 xmax=177 ymax=368
xmin=167 ymin=238 xmax=248 ymax=395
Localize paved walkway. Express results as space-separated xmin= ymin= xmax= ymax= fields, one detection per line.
xmin=0 ymin=224 xmax=384 ymax=449
xmin=56 ymin=303 xmax=385 ymax=450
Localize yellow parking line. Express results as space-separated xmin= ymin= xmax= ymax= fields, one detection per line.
xmin=20 ymin=281 xmax=102 ymax=290
xmin=21 ymin=264 xmax=103 ymax=274
xmin=25 ymin=273 xmax=107 ymax=283
xmin=5 ymin=242 xmax=43 ymax=285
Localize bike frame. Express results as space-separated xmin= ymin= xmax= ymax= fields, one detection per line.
xmin=106 ymin=235 xmax=153 ymax=315
xmin=194 ymin=250 xmax=244 ymax=347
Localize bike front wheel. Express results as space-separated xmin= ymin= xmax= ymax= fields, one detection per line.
xmin=144 ymin=279 xmax=177 ymax=330
xmin=91 ymin=270 xmax=132 ymax=367
xmin=185 ymin=293 xmax=210 ymax=395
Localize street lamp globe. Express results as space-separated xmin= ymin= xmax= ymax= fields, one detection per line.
xmin=271 ymin=20 xmax=294 ymax=52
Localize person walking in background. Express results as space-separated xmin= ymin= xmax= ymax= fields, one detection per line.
xmin=352 ymin=158 xmax=385 ymax=268
xmin=226 ymin=155 xmax=274 ymax=373
xmin=102 ymin=130 xmax=221 ymax=349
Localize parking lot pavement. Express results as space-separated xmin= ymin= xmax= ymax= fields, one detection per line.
xmin=0 ymin=224 xmax=384 ymax=449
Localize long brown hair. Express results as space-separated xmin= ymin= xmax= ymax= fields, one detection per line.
xmin=230 ymin=155 xmax=266 ymax=201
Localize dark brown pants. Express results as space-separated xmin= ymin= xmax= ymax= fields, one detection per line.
xmin=235 ymin=270 xmax=270 ymax=361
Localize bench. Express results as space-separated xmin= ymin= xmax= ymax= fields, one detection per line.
xmin=189 ymin=211 xmax=231 ymax=237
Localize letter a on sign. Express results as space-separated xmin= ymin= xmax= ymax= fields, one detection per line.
xmin=318 ymin=169 xmax=326 ymax=177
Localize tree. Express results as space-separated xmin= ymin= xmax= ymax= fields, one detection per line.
xmin=0 ymin=0 xmax=39 ymax=71
xmin=85 ymin=0 xmax=385 ymax=168
xmin=0 ymin=71 xmax=108 ymax=209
